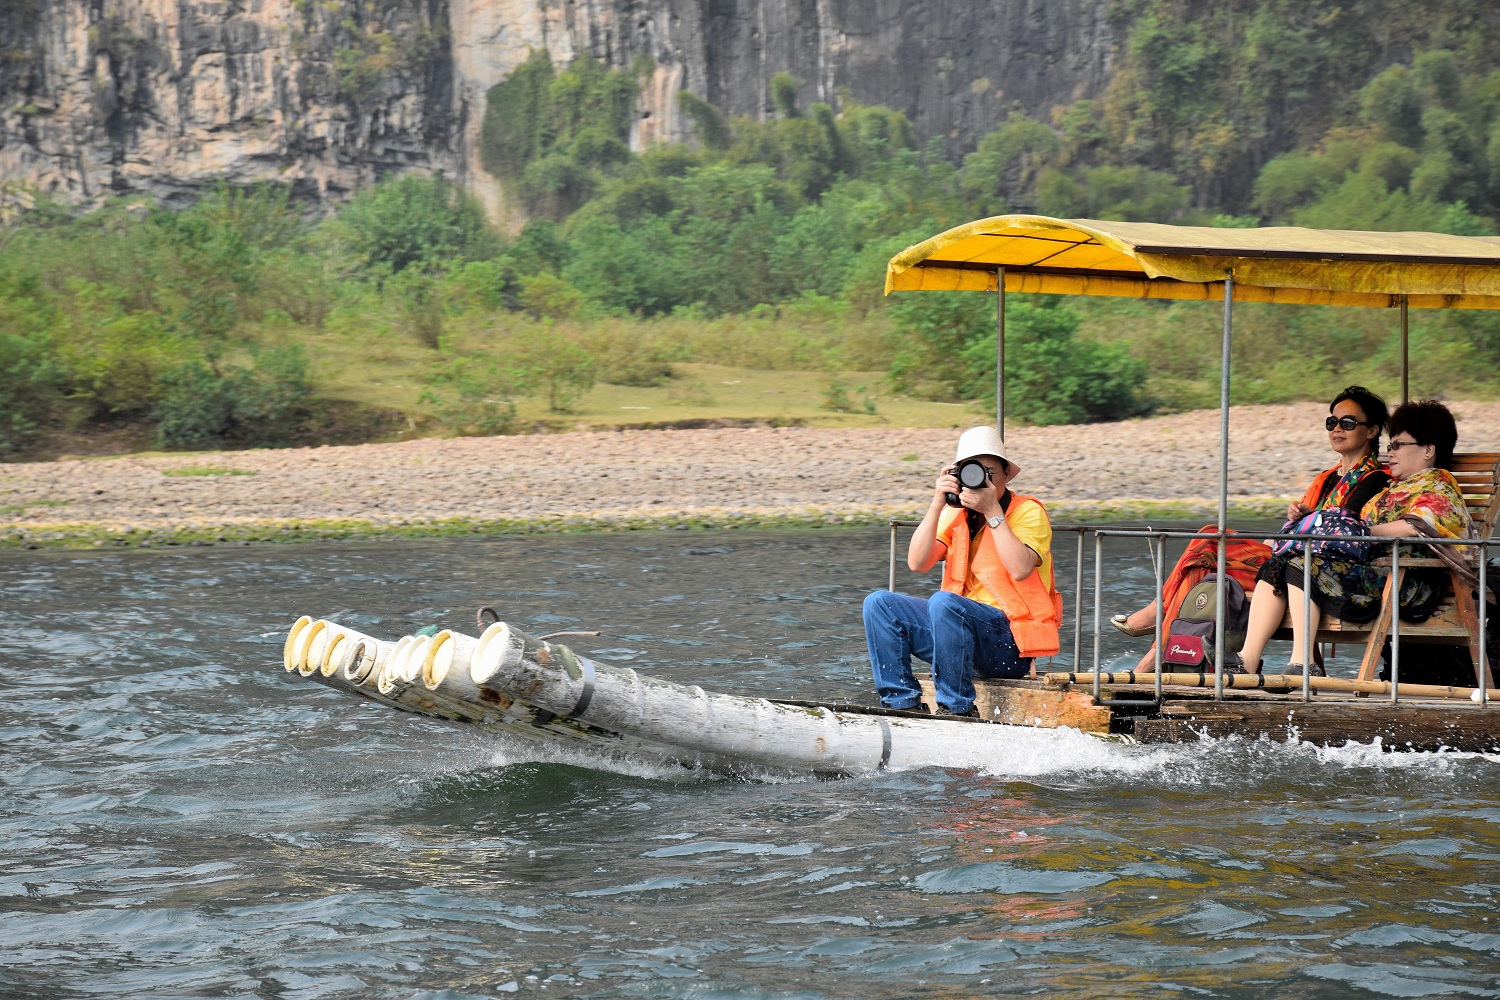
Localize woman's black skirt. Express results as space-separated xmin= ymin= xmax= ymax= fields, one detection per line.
xmin=1258 ymin=552 xmax=1444 ymax=624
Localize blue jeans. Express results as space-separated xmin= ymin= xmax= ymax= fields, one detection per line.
xmin=862 ymin=590 xmax=1032 ymax=713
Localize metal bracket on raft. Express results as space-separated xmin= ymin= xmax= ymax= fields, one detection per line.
xmin=475 ymin=605 xmax=600 ymax=642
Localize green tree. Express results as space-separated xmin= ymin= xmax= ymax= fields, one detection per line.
xmin=771 ymin=72 xmax=803 ymax=118
xmin=961 ymin=113 xmax=1061 ymax=210
xmin=677 ymin=91 xmax=730 ymax=150
xmin=959 ymin=301 xmax=1151 ymax=425
xmin=509 ymin=327 xmax=596 ymax=412
xmin=564 ymin=217 xmax=690 ymax=316
xmin=479 ymin=50 xmax=640 ymax=217
xmin=338 ymin=175 xmax=499 ymax=273
xmin=886 ymin=290 xmax=991 ymax=398
xmin=480 ymin=48 xmax=557 ymax=178
xmin=1038 ymin=164 xmax=1191 ymax=222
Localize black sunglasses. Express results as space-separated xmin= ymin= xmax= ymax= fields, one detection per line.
xmin=1325 ymin=416 xmax=1376 ymax=432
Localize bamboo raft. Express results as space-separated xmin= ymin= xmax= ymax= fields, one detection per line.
xmin=282 ymin=615 xmax=1500 ymax=771
xmin=950 ymin=671 xmax=1500 ymax=753
xmin=280 ymin=615 xmax=1057 ymax=778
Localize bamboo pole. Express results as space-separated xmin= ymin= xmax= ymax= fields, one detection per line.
xmin=469 ymin=621 xmax=989 ymax=774
xmin=1045 ymin=670 xmax=1484 ymax=701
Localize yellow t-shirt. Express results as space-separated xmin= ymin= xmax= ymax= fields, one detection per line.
xmin=936 ymin=501 xmax=1053 ymax=607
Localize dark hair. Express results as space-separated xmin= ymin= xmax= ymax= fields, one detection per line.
xmin=1387 ymin=398 xmax=1459 ymax=470
xmin=1330 ymin=385 xmax=1389 ymax=450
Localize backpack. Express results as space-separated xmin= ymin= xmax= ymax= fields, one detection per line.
xmin=1162 ymin=573 xmax=1250 ymax=670
xmin=1270 ymin=507 xmax=1373 ymax=562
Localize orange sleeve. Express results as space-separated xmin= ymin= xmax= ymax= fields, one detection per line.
xmin=1300 ymin=468 xmax=1333 ymax=510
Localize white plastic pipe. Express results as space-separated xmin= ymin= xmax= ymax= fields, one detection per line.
xmin=285 ymin=617 xmax=375 ymax=696
xmin=284 ymin=616 xmax=314 ymax=672
xmin=332 ymin=637 xmax=407 ymax=710
xmin=425 ymin=625 xmax=633 ymax=744
xmin=373 ymin=633 xmax=494 ymax=722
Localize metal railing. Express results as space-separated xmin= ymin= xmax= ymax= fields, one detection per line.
xmin=887 ymin=519 xmax=1494 ymax=708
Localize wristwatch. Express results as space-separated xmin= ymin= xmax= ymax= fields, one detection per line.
xmin=987 ymin=514 xmax=1004 ymax=529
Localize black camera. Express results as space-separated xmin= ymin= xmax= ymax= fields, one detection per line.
xmin=943 ymin=459 xmax=992 ymax=507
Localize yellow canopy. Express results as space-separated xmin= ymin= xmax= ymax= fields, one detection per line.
xmin=885 ymin=216 xmax=1500 ymax=309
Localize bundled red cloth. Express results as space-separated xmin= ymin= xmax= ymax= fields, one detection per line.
xmin=1158 ymin=526 xmax=1270 ymax=629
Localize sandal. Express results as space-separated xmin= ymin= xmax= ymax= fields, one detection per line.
xmin=1109 ymin=614 xmax=1155 ymax=638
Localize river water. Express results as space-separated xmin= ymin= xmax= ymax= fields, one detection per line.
xmin=3 ymin=528 xmax=1499 ymax=998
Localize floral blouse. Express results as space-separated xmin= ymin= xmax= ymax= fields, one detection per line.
xmin=1300 ymin=451 xmax=1390 ymax=514
xmin=1360 ymin=467 xmax=1474 ymax=539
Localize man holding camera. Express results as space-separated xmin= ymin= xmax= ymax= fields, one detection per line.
xmin=862 ymin=426 xmax=1062 ymax=717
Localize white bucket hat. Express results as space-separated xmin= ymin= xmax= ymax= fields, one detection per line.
xmin=953 ymin=425 xmax=1019 ymax=479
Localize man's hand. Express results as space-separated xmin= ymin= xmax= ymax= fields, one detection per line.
xmin=932 ymin=467 xmax=960 ymax=508
xmin=1288 ymin=500 xmax=1311 ymax=521
xmin=959 ymin=475 xmax=1002 ymax=520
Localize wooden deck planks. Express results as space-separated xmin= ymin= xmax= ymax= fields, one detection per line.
xmin=957 ymin=676 xmax=1500 ymax=752
xmin=1135 ymin=699 xmax=1500 ymax=752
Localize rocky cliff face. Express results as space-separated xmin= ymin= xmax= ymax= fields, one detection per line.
xmin=0 ymin=0 xmax=1121 ymax=212
xmin=0 ymin=0 xmax=457 ymax=207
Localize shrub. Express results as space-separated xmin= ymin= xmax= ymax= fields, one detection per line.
xmin=387 ymin=266 xmax=448 ymax=348
xmin=886 ymin=290 xmax=992 ymax=397
xmin=886 ymin=292 xmax=1150 ymax=424
xmin=257 ymin=250 xmax=337 ymax=328
xmin=152 ymin=345 xmax=310 ymax=449
xmin=0 ymin=328 xmax=60 ymax=452
xmin=820 ymin=378 xmax=876 ymax=414
xmin=55 ymin=301 xmax=196 ymax=420
xmin=516 ymin=272 xmax=585 ymax=320
xmin=578 ymin=322 xmax=675 ymax=386
xmin=419 ymin=353 xmax=526 ymax=436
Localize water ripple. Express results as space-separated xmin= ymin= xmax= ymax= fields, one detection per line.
xmin=2 ymin=531 xmax=1499 ymax=997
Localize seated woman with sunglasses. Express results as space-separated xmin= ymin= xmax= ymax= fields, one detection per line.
xmin=1240 ymin=398 xmax=1473 ymax=675
xmin=1112 ymin=387 xmax=1391 ymax=673
xmin=1230 ymin=386 xmax=1392 ymax=673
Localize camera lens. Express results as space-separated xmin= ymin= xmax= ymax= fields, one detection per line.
xmin=958 ymin=461 xmax=989 ymax=489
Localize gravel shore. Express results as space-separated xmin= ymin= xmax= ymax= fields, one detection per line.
xmin=5 ymin=401 xmax=1499 ymax=548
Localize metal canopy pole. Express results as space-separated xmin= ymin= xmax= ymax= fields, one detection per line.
xmin=1399 ymin=294 xmax=1409 ymax=404
xmin=1215 ymin=271 xmax=1234 ymax=700
xmin=996 ymin=266 xmax=1006 ymax=439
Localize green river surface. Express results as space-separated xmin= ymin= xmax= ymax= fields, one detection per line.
xmin=2 ymin=528 xmax=1498 ymax=998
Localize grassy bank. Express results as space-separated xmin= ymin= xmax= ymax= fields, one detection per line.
xmin=0 ymin=497 xmax=1293 ymax=551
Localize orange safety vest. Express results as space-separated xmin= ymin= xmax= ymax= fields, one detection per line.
xmin=937 ymin=494 xmax=1063 ymax=658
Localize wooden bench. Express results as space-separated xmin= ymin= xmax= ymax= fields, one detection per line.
xmin=1272 ymin=452 xmax=1499 ymax=685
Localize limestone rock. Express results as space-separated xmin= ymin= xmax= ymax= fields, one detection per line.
xmin=0 ymin=0 xmax=1120 ymax=213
